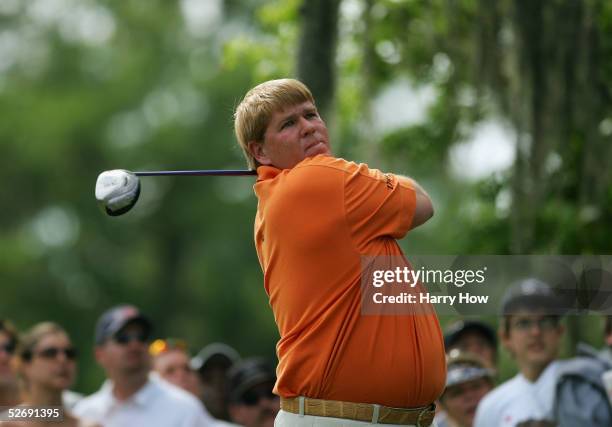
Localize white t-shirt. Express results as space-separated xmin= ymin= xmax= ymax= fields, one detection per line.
xmin=474 ymin=361 xmax=561 ymax=427
xmin=74 ymin=374 xmax=216 ymax=427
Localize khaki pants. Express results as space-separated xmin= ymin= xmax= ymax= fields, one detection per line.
xmin=275 ymin=409 xmax=438 ymax=427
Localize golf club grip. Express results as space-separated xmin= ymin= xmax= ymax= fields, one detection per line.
xmin=134 ymin=170 xmax=258 ymax=177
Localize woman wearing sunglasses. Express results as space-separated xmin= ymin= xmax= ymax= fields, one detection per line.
xmin=4 ymin=322 xmax=99 ymax=427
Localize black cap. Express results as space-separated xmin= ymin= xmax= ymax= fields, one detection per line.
xmin=191 ymin=342 xmax=240 ymax=373
xmin=444 ymin=320 xmax=497 ymax=350
xmin=501 ymin=278 xmax=563 ymax=315
xmin=95 ymin=304 xmax=152 ymax=345
xmin=228 ymin=358 xmax=276 ymax=402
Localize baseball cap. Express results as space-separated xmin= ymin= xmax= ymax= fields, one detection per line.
xmin=191 ymin=342 xmax=240 ymax=373
xmin=501 ymin=278 xmax=563 ymax=315
xmin=228 ymin=357 xmax=276 ymax=402
xmin=95 ymin=304 xmax=152 ymax=345
xmin=444 ymin=320 xmax=497 ymax=350
xmin=444 ymin=350 xmax=495 ymax=389
xmin=149 ymin=338 xmax=188 ymax=357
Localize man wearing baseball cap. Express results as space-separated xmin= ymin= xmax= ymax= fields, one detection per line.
xmin=474 ymin=279 xmax=565 ymax=426
xmin=227 ymin=358 xmax=279 ymax=427
xmin=150 ymin=337 xmax=201 ymax=398
xmin=191 ymin=342 xmax=240 ymax=421
xmin=444 ymin=320 xmax=498 ymax=370
xmin=435 ymin=351 xmax=494 ymax=427
xmin=73 ymin=304 xmax=216 ymax=427
xmin=474 ymin=278 xmax=612 ymax=426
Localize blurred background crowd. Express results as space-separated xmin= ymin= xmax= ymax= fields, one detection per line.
xmin=1 ymin=0 xmax=611 ymax=426
xmin=0 ymin=306 xmax=278 ymax=426
xmin=1 ymin=283 xmax=611 ymax=426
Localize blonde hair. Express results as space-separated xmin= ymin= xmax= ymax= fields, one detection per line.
xmin=234 ymin=79 xmax=315 ymax=169
xmin=16 ymin=322 xmax=70 ymax=390
xmin=18 ymin=322 xmax=67 ymax=361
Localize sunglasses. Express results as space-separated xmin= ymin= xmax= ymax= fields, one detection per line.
xmin=35 ymin=346 xmax=78 ymax=360
xmin=0 ymin=342 xmax=16 ymax=355
xmin=114 ymin=331 xmax=149 ymax=345
xmin=241 ymin=388 xmax=277 ymax=406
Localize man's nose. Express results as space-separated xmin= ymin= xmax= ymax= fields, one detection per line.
xmin=299 ymin=116 xmax=315 ymax=135
xmin=527 ymin=323 xmax=544 ymax=334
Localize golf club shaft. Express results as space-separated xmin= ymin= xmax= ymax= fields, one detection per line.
xmin=134 ymin=169 xmax=257 ymax=177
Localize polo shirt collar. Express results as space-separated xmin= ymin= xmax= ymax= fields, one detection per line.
xmin=256 ymin=165 xmax=281 ymax=182
xmin=99 ymin=376 xmax=156 ymax=408
xmin=255 ymin=155 xmax=332 ymax=182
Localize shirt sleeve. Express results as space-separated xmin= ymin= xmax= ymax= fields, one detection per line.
xmin=344 ymin=162 xmax=416 ymax=249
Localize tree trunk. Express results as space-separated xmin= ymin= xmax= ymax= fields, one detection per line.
xmin=296 ymin=0 xmax=341 ymax=120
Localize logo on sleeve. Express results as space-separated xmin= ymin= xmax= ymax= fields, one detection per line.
xmin=384 ymin=174 xmax=393 ymax=190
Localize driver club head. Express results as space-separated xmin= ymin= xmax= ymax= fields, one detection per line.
xmin=96 ymin=167 xmax=257 ymax=217
xmin=95 ymin=169 xmax=141 ymax=216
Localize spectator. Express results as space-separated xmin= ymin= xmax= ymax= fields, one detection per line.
xmin=150 ymin=338 xmax=201 ymax=397
xmin=0 ymin=319 xmax=19 ymax=406
xmin=227 ymin=358 xmax=278 ymax=427
xmin=444 ymin=320 xmax=498 ymax=370
xmin=191 ymin=342 xmax=240 ymax=421
xmin=436 ymin=351 xmax=494 ymax=427
xmin=73 ymin=304 xmax=216 ymax=427
xmin=474 ymin=278 xmax=612 ymax=426
xmin=9 ymin=322 xmax=98 ymax=427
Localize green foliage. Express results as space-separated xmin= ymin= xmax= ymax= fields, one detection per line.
xmin=222 ymin=0 xmax=300 ymax=83
xmin=0 ymin=0 xmax=280 ymax=393
xmin=0 ymin=0 xmax=610 ymax=395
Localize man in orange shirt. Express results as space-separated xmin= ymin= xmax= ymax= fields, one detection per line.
xmin=234 ymin=79 xmax=446 ymax=426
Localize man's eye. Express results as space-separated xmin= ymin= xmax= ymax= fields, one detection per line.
xmin=281 ymin=120 xmax=294 ymax=129
xmin=306 ymin=112 xmax=317 ymax=119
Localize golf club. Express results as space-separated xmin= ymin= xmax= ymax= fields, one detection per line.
xmin=95 ymin=169 xmax=257 ymax=216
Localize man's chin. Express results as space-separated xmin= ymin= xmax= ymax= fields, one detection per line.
xmin=121 ymin=363 xmax=148 ymax=375
xmin=526 ymin=353 xmax=555 ymax=367
xmin=305 ymin=142 xmax=331 ymax=157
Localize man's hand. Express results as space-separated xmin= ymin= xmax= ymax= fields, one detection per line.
xmin=397 ymin=176 xmax=434 ymax=229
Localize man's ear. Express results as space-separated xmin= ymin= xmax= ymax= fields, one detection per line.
xmin=247 ymin=141 xmax=272 ymax=166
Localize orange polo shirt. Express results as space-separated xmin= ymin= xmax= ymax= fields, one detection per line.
xmin=253 ymin=155 xmax=445 ymax=407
